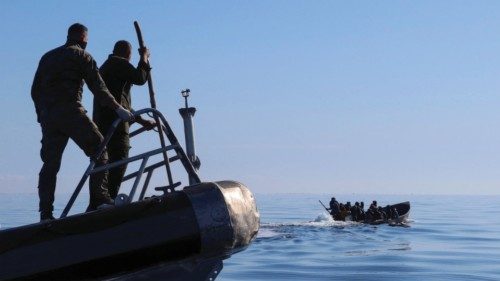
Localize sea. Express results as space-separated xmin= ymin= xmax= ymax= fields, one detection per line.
xmin=1 ymin=193 xmax=499 ymax=281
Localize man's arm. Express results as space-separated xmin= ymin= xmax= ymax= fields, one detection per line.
xmin=124 ymin=48 xmax=150 ymax=85
xmin=121 ymin=47 xmax=150 ymax=85
xmin=129 ymin=107 xmax=156 ymax=130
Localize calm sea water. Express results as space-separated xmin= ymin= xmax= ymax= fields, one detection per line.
xmin=220 ymin=194 xmax=500 ymax=281
xmin=1 ymin=193 xmax=499 ymax=280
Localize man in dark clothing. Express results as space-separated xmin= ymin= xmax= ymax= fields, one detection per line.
xmin=378 ymin=207 xmax=386 ymax=221
xmin=385 ymin=205 xmax=393 ymax=219
xmin=392 ymin=207 xmax=399 ymax=220
xmin=365 ymin=208 xmax=374 ymax=222
xmin=346 ymin=201 xmax=352 ymax=209
xmin=351 ymin=202 xmax=360 ymax=222
xmin=358 ymin=201 xmax=365 ymax=221
xmin=93 ymin=40 xmax=155 ymax=199
xmin=31 ymin=23 xmax=134 ymax=221
xmin=328 ymin=197 xmax=340 ymax=218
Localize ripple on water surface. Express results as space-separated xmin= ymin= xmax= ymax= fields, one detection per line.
xmin=220 ymin=194 xmax=500 ymax=281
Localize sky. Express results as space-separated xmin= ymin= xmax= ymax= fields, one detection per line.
xmin=0 ymin=0 xmax=500 ymax=197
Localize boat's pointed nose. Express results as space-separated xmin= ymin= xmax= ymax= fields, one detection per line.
xmin=184 ymin=181 xmax=260 ymax=256
xmin=217 ymin=180 xmax=260 ymax=249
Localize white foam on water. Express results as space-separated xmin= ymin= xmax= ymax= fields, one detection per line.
xmin=308 ymin=213 xmax=358 ymax=227
xmin=257 ymin=228 xmax=281 ymax=238
xmin=313 ymin=212 xmax=332 ymax=222
xmin=261 ymin=212 xmax=359 ymax=228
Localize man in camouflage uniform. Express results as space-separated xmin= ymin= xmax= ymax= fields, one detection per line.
xmin=31 ymin=23 xmax=134 ymax=221
xmin=93 ymin=40 xmax=155 ymax=199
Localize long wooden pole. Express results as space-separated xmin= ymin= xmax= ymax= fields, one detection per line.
xmin=133 ymin=21 xmax=174 ymax=186
xmin=319 ymin=200 xmax=330 ymax=212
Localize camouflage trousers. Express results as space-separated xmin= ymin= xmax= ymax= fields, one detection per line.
xmin=37 ymin=104 xmax=111 ymax=213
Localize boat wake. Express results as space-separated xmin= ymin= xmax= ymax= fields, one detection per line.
xmin=257 ymin=228 xmax=282 ymax=238
xmin=260 ymin=212 xmax=359 ymax=230
xmin=313 ymin=212 xmax=333 ymax=222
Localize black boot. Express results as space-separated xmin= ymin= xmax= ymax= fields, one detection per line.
xmin=86 ymin=197 xmax=114 ymax=212
xmin=40 ymin=211 xmax=55 ymax=222
xmin=97 ymin=198 xmax=115 ymax=210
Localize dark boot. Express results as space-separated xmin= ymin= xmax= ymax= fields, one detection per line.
xmin=40 ymin=211 xmax=55 ymax=222
xmin=96 ymin=198 xmax=115 ymax=210
xmin=88 ymin=172 xmax=113 ymax=212
xmin=86 ymin=197 xmax=114 ymax=212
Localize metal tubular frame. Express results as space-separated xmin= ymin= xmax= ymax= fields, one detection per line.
xmin=60 ymin=108 xmax=201 ymax=218
xmin=139 ymin=171 xmax=154 ymax=201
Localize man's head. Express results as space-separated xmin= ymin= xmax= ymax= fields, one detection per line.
xmin=67 ymin=23 xmax=88 ymax=49
xmin=113 ymin=40 xmax=132 ymax=61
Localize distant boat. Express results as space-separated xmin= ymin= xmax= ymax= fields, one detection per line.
xmin=321 ymin=200 xmax=410 ymax=225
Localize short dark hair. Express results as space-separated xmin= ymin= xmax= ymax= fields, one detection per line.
xmin=113 ymin=40 xmax=132 ymax=58
xmin=67 ymin=23 xmax=88 ymax=40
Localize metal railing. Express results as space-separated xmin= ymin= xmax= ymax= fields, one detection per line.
xmin=60 ymin=108 xmax=200 ymax=218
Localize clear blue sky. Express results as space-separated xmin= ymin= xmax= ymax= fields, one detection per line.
xmin=0 ymin=1 xmax=499 ymax=196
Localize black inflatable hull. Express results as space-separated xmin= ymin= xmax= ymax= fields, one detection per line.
xmin=0 ymin=181 xmax=259 ymax=280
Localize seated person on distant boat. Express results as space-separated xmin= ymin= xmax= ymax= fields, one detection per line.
xmin=365 ymin=208 xmax=373 ymax=222
xmin=365 ymin=203 xmax=380 ymax=222
xmin=377 ymin=207 xmax=387 ymax=221
xmin=385 ymin=205 xmax=399 ymax=220
xmin=358 ymin=202 xmax=365 ymax=221
xmin=328 ymin=197 xmax=340 ymax=217
xmin=345 ymin=201 xmax=352 ymax=212
xmin=349 ymin=203 xmax=356 ymax=221
xmin=352 ymin=202 xmax=365 ymax=222
xmin=347 ymin=202 xmax=357 ymax=221
xmin=342 ymin=202 xmax=353 ymax=220
xmin=392 ymin=207 xmax=399 ymax=220
xmin=384 ymin=205 xmax=391 ymax=218
xmin=337 ymin=203 xmax=350 ymax=221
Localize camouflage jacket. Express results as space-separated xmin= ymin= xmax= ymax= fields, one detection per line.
xmin=31 ymin=42 xmax=117 ymax=122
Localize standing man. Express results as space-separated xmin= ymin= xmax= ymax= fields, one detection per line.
xmin=31 ymin=23 xmax=134 ymax=221
xmin=93 ymin=40 xmax=155 ymax=199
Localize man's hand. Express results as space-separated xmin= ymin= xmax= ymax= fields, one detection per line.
xmin=138 ymin=118 xmax=156 ymax=130
xmin=115 ymin=106 xmax=134 ymax=122
xmin=138 ymin=47 xmax=150 ymax=62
